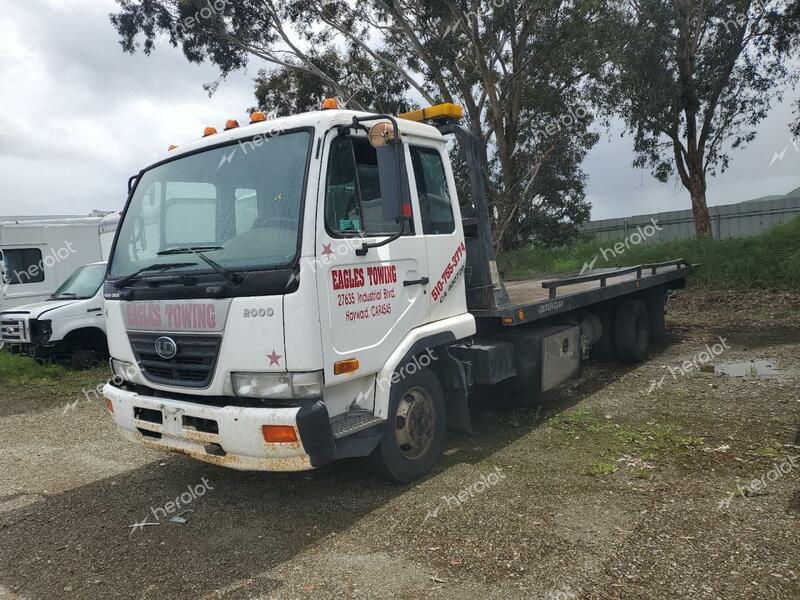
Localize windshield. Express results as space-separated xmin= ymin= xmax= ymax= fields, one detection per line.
xmin=52 ymin=264 xmax=107 ymax=299
xmin=109 ymin=130 xmax=312 ymax=280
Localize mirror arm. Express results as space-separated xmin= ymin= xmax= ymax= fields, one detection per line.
xmin=350 ymin=114 xmax=402 ymax=142
xmin=355 ymin=219 xmax=406 ymax=257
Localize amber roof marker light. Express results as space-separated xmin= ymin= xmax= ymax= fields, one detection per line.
xmin=249 ymin=111 xmax=267 ymax=124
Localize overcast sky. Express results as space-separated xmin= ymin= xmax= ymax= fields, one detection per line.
xmin=1 ymin=0 xmax=798 ymax=221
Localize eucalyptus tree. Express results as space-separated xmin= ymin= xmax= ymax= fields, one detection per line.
xmin=594 ymin=0 xmax=798 ymax=238
xmin=111 ymin=0 xmax=610 ymax=249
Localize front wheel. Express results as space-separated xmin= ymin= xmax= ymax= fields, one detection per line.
xmin=368 ymin=367 xmax=447 ymax=483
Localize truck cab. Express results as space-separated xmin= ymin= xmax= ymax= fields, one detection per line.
xmin=102 ymin=104 xmax=480 ymax=481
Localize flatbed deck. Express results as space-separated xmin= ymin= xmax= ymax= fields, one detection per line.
xmin=472 ymin=260 xmax=692 ymax=325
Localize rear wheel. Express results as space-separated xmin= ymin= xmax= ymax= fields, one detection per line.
xmin=369 ymin=367 xmax=447 ymax=483
xmin=592 ymin=303 xmax=618 ymax=362
xmin=614 ymin=299 xmax=651 ymax=363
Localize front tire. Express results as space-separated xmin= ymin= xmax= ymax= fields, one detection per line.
xmin=368 ymin=367 xmax=447 ymax=483
xmin=70 ymin=349 xmax=97 ymax=370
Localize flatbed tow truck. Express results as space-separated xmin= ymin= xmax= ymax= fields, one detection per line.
xmin=102 ymin=102 xmax=691 ymax=482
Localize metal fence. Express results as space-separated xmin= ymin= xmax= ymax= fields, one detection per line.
xmin=581 ymin=194 xmax=800 ymax=242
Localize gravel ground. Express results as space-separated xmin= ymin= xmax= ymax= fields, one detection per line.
xmin=0 ymin=289 xmax=798 ymax=600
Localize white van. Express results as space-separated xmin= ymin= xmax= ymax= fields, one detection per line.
xmin=0 ymin=262 xmax=108 ymax=367
xmin=0 ymin=216 xmax=115 ymax=310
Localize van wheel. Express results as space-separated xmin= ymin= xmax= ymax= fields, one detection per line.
xmin=368 ymin=368 xmax=447 ymax=483
xmin=614 ymin=299 xmax=651 ymax=363
xmin=70 ymin=349 xmax=97 ymax=370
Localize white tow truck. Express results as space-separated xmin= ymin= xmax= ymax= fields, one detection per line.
xmin=102 ymin=102 xmax=691 ymax=482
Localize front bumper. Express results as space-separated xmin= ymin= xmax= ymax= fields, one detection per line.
xmin=103 ymin=383 xmax=336 ymax=472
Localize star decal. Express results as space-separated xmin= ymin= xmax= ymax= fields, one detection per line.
xmin=267 ymin=350 xmax=282 ymax=366
xmin=322 ymin=243 xmax=334 ymax=257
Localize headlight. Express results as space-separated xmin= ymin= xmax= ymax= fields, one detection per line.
xmin=37 ymin=319 xmax=53 ymax=342
xmin=110 ymin=358 xmax=137 ymax=382
xmin=232 ymin=371 xmax=323 ymax=400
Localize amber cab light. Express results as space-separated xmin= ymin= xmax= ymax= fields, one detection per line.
xmin=225 ymin=119 xmax=240 ymax=130
xmin=250 ymin=111 xmax=267 ymax=124
xmin=322 ymin=98 xmax=339 ymax=110
xmin=203 ymin=126 xmax=218 ymax=137
xmin=167 ymin=144 xmax=178 ymax=151
xmin=333 ymin=358 xmax=360 ymax=376
xmin=262 ymin=425 xmax=298 ymax=444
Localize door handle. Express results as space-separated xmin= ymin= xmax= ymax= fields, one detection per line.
xmin=403 ymin=277 xmax=429 ymax=287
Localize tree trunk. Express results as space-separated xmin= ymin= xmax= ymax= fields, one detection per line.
xmin=689 ymin=176 xmax=713 ymax=238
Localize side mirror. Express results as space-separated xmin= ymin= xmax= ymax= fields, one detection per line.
xmin=376 ymin=143 xmax=407 ymax=223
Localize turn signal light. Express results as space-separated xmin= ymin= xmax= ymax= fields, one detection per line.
xmin=105 ymin=398 xmax=114 ymax=413
xmin=333 ymin=358 xmax=360 ymax=375
xmin=250 ymin=111 xmax=267 ymax=123
xmin=262 ymin=425 xmax=298 ymax=444
xmin=322 ymin=98 xmax=339 ymax=110
xmin=225 ymin=119 xmax=240 ymax=130
xmin=203 ymin=126 xmax=218 ymax=137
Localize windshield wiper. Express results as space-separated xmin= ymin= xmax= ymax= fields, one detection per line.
xmin=157 ymin=246 xmax=243 ymax=287
xmin=114 ymin=262 xmax=198 ymax=288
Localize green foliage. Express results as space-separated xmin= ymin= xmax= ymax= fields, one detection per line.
xmin=109 ymin=0 xmax=608 ymax=250
xmin=499 ymin=216 xmax=800 ymax=290
xmin=253 ymin=48 xmax=413 ymax=117
xmin=0 ymin=352 xmax=64 ymax=384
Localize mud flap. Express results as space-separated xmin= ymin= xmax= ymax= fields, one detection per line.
xmin=296 ymin=401 xmax=337 ymax=468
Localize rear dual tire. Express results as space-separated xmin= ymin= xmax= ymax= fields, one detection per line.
xmin=614 ymin=299 xmax=651 ymax=363
xmin=592 ymin=299 xmax=652 ymax=364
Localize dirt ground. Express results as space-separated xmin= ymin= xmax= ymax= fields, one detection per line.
xmin=0 ymin=289 xmax=798 ymax=600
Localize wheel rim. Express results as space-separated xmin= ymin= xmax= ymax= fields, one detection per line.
xmin=394 ymin=387 xmax=437 ymax=460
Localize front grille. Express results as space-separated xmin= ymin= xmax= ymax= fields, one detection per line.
xmin=127 ymin=332 xmax=222 ymax=388
xmin=0 ymin=318 xmax=27 ymax=342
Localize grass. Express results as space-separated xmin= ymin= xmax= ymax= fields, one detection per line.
xmin=0 ymin=351 xmax=66 ymax=384
xmin=498 ymin=216 xmax=800 ymax=290
xmin=586 ymin=462 xmax=618 ymax=476
xmin=548 ymin=407 xmax=705 ymax=475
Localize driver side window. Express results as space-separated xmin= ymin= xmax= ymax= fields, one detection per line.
xmin=325 ymin=136 xmax=412 ymax=237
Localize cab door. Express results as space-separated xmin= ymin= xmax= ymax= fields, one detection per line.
xmin=406 ymin=139 xmax=468 ymax=324
xmin=315 ymin=132 xmax=430 ymax=410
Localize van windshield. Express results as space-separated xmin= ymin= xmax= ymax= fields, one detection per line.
xmin=108 ymin=130 xmax=311 ymax=281
xmin=52 ymin=264 xmax=107 ymax=300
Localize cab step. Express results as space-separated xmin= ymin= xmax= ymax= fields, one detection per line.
xmin=331 ymin=411 xmax=384 ymax=439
